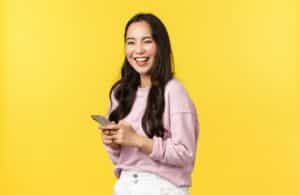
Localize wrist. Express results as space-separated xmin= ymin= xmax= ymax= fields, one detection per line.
xmin=135 ymin=134 xmax=144 ymax=149
xmin=135 ymin=134 xmax=153 ymax=155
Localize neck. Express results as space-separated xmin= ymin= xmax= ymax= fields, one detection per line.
xmin=140 ymin=74 xmax=151 ymax=88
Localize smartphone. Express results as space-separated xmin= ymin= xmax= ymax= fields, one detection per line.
xmin=91 ymin=115 xmax=112 ymax=126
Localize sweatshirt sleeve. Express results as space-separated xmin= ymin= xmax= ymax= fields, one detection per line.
xmin=148 ymin=81 xmax=199 ymax=167
xmin=103 ymin=88 xmax=121 ymax=165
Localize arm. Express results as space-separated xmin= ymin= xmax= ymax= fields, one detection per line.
xmin=138 ymin=80 xmax=199 ymax=167
xmin=103 ymin=143 xmax=121 ymax=165
xmin=102 ymin=88 xmax=121 ymax=165
xmin=136 ymin=135 xmax=154 ymax=155
xmin=142 ymin=112 xmax=198 ymax=167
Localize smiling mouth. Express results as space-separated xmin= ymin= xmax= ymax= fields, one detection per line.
xmin=134 ymin=57 xmax=149 ymax=62
xmin=134 ymin=57 xmax=149 ymax=66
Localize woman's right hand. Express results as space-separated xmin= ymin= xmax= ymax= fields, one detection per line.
xmin=99 ymin=124 xmax=121 ymax=150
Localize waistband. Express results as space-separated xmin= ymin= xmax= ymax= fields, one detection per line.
xmin=120 ymin=169 xmax=160 ymax=180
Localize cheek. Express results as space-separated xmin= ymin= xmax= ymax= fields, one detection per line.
xmin=125 ymin=52 xmax=130 ymax=60
xmin=125 ymin=48 xmax=133 ymax=60
xmin=148 ymin=44 xmax=157 ymax=56
xmin=125 ymin=53 xmax=135 ymax=66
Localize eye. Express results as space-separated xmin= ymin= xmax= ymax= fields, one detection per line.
xmin=144 ymin=39 xmax=153 ymax=44
xmin=126 ymin=41 xmax=135 ymax=45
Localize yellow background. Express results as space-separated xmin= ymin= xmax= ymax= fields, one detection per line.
xmin=1 ymin=0 xmax=299 ymax=194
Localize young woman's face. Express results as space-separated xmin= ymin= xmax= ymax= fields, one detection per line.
xmin=125 ymin=21 xmax=157 ymax=76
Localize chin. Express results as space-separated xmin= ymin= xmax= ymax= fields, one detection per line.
xmin=132 ymin=65 xmax=152 ymax=75
xmin=136 ymin=70 xmax=151 ymax=75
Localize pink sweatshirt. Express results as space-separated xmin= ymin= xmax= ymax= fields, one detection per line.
xmin=104 ymin=78 xmax=199 ymax=187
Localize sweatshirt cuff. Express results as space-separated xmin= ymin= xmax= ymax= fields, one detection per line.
xmin=104 ymin=144 xmax=121 ymax=155
xmin=148 ymin=136 xmax=163 ymax=161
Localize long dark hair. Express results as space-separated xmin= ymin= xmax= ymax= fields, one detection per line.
xmin=108 ymin=13 xmax=174 ymax=138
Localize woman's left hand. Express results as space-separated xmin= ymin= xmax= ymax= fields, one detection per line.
xmin=103 ymin=120 xmax=141 ymax=148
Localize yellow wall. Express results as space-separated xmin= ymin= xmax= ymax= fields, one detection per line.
xmin=1 ymin=0 xmax=299 ymax=194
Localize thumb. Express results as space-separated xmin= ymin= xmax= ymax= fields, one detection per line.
xmin=118 ymin=119 xmax=128 ymax=126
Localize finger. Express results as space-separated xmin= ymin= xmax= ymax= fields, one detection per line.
xmin=100 ymin=128 xmax=112 ymax=135
xmin=103 ymin=135 xmax=113 ymax=143
xmin=110 ymin=136 xmax=118 ymax=144
xmin=118 ymin=120 xmax=125 ymax=125
xmin=103 ymin=139 xmax=114 ymax=145
xmin=101 ymin=129 xmax=109 ymax=135
xmin=103 ymin=134 xmax=114 ymax=139
xmin=110 ymin=130 xmax=118 ymax=135
xmin=101 ymin=124 xmax=119 ymax=130
xmin=110 ymin=134 xmax=119 ymax=142
xmin=100 ymin=126 xmax=115 ymax=134
xmin=98 ymin=124 xmax=111 ymax=129
xmin=118 ymin=121 xmax=130 ymax=129
xmin=103 ymin=139 xmax=112 ymax=144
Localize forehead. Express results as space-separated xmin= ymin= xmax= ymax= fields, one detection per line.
xmin=126 ymin=21 xmax=152 ymax=39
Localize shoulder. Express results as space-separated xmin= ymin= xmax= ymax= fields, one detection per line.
xmin=165 ymin=78 xmax=188 ymax=95
xmin=165 ymin=78 xmax=195 ymax=113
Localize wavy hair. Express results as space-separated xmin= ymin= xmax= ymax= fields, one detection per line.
xmin=108 ymin=13 xmax=174 ymax=138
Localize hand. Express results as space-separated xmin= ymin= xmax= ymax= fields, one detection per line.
xmin=105 ymin=120 xmax=141 ymax=148
xmin=99 ymin=123 xmax=121 ymax=150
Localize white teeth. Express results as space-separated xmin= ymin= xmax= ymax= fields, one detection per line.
xmin=135 ymin=57 xmax=148 ymax=62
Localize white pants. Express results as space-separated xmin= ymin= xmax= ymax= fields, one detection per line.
xmin=114 ymin=170 xmax=189 ymax=195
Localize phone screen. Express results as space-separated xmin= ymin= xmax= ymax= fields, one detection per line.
xmin=91 ymin=115 xmax=111 ymax=126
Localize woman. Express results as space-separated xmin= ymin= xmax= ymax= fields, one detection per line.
xmin=99 ymin=13 xmax=199 ymax=195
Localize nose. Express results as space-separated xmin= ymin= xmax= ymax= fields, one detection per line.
xmin=135 ymin=43 xmax=145 ymax=54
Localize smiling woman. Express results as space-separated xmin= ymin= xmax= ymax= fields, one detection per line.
xmin=125 ymin=21 xmax=157 ymax=78
xmin=98 ymin=13 xmax=199 ymax=195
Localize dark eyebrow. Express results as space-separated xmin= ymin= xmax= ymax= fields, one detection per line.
xmin=126 ymin=37 xmax=135 ymax=41
xmin=142 ymin=36 xmax=153 ymax=40
xmin=126 ymin=36 xmax=153 ymax=41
